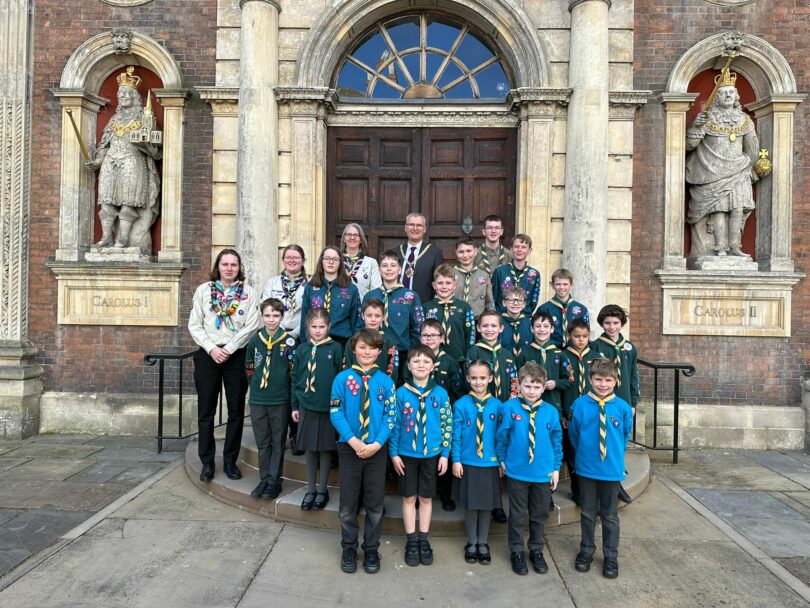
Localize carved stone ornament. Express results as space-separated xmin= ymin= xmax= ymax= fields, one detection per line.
xmin=100 ymin=0 xmax=154 ymax=6
xmin=110 ymin=28 xmax=134 ymax=55
xmin=703 ymin=0 xmax=759 ymax=6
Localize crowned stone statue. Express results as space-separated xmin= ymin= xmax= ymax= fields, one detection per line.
xmin=85 ymin=66 xmax=162 ymax=256
xmin=685 ymin=62 xmax=768 ymax=263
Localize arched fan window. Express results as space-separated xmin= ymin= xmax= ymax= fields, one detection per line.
xmin=334 ymin=13 xmax=512 ymax=101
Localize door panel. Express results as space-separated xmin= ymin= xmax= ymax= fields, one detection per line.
xmin=327 ymin=127 xmax=515 ymax=261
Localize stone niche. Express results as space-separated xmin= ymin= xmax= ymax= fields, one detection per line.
xmin=655 ymin=32 xmax=805 ymax=337
xmin=47 ymin=30 xmax=189 ymax=326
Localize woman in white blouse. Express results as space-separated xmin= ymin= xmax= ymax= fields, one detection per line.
xmin=340 ymin=223 xmax=381 ymax=300
xmin=188 ymin=248 xmax=261 ymax=482
xmin=261 ymin=244 xmax=308 ymax=340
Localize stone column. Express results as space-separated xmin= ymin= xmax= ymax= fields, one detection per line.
xmin=562 ymin=0 xmax=611 ymax=322
xmin=236 ymin=0 xmax=280 ymax=288
xmin=0 ymin=0 xmax=43 ymax=438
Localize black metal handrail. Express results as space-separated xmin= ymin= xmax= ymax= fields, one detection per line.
xmin=633 ymin=359 xmax=695 ymax=464
xmin=144 ymin=349 xmax=210 ymax=454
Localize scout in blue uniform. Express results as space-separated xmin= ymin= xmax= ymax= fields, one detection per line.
xmin=465 ymin=310 xmax=518 ymax=403
xmin=517 ymin=311 xmax=574 ymax=416
xmin=496 ymin=362 xmax=562 ymax=576
xmin=245 ymin=298 xmax=297 ymax=500
xmin=537 ymin=268 xmax=590 ymax=348
xmin=454 ymin=236 xmax=493 ymax=318
xmin=422 ymin=264 xmax=475 ymax=363
xmin=291 ymin=308 xmax=344 ymax=511
xmin=330 ymin=329 xmax=398 ymax=575
xmin=390 ymin=345 xmax=453 ymax=567
xmin=491 ymin=234 xmax=541 ymax=316
xmin=363 ymin=250 xmax=423 ymax=357
xmin=344 ymin=298 xmax=400 ymax=385
xmin=569 ymin=358 xmax=633 ymax=579
xmin=300 ymin=246 xmax=361 ymax=343
xmin=499 ymin=286 xmax=533 ymax=360
xmin=452 ymin=360 xmax=504 ymax=565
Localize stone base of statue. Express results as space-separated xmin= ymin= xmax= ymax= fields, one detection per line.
xmin=86 ymin=246 xmax=152 ymax=263
xmin=687 ymin=255 xmax=758 ymax=271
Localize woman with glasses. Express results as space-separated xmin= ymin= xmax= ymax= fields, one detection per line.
xmin=340 ymin=223 xmax=381 ymax=300
xmin=300 ymin=246 xmax=361 ymax=345
xmin=261 ymin=244 xmax=309 ymax=340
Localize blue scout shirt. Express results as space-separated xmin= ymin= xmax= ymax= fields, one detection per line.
xmin=569 ymin=392 xmax=633 ymax=481
xmin=300 ymin=280 xmax=361 ymax=340
xmin=390 ymin=383 xmax=452 ymax=459
xmin=363 ymin=284 xmax=423 ymax=351
xmin=537 ymin=296 xmax=590 ymax=348
xmin=330 ymin=367 xmax=397 ymax=445
xmin=496 ymin=397 xmax=562 ymax=484
xmin=499 ymin=313 xmax=533 ymax=360
xmin=452 ymin=393 xmax=502 ymax=467
xmin=491 ymin=263 xmax=542 ymax=316
xmin=423 ymin=297 xmax=475 ymax=362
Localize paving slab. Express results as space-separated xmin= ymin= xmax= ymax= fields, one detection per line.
xmin=88 ymin=446 xmax=182 ymax=463
xmin=0 ymin=479 xmax=134 ymax=511
xmin=237 ymin=524 xmax=574 ymax=608
xmin=784 ymin=491 xmax=810 ymax=511
xmin=746 ymin=451 xmax=810 ymax=490
xmin=111 ymin=467 xmax=267 ymax=523
xmin=0 ymin=519 xmax=282 ymax=608
xmin=655 ymin=454 xmax=805 ymax=493
xmin=0 ymin=459 xmax=95 ymax=482
xmin=0 ymin=442 xmax=26 ymax=456
xmin=3 ymin=444 xmax=106 ymax=460
xmin=26 ymin=435 xmax=99 ymax=445
xmin=0 ymin=457 xmax=31 ymax=473
xmin=0 ymin=508 xmax=22 ymax=526
xmin=546 ymin=477 xmax=728 ymax=542
xmin=107 ymin=462 xmax=167 ymax=484
xmin=722 ymin=516 xmax=810 ymax=558
xmin=548 ymin=535 xmax=809 ymax=608
xmin=67 ymin=460 xmax=137 ymax=483
xmin=689 ymin=488 xmax=806 ymax=521
xmin=777 ymin=557 xmax=810 ymax=587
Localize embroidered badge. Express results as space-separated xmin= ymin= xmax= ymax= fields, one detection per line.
xmin=285 ymin=338 xmax=295 ymax=347
xmin=546 ymin=423 xmax=551 ymax=430
xmin=346 ymin=377 xmax=360 ymax=396
xmin=515 ymin=414 xmax=522 ymax=421
xmin=476 ymin=276 xmax=486 ymax=285
xmin=253 ymin=351 xmax=262 ymax=367
xmin=624 ymin=342 xmax=633 ymax=351
xmin=489 ymin=413 xmax=496 ymax=421
xmin=467 ymin=420 xmax=471 ymax=427
xmin=572 ymin=306 xmax=582 ymax=315
xmin=613 ymin=420 xmax=620 ymax=428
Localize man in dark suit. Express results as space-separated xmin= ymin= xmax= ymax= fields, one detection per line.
xmin=398 ymin=212 xmax=444 ymax=304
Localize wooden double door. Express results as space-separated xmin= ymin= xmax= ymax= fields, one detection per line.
xmin=327 ymin=127 xmax=517 ymax=261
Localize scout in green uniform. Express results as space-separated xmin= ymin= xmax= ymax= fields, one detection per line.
xmin=401 ymin=319 xmax=463 ymax=401
xmin=491 ymin=235 xmax=542 ymax=316
xmin=517 ymin=311 xmax=574 ymax=417
xmin=465 ymin=310 xmax=518 ymax=403
xmin=474 ymin=214 xmax=513 ymax=276
xmin=345 ymin=298 xmax=400 ymax=385
xmin=423 ymin=264 xmax=475 ymax=363
xmin=499 ymin=286 xmax=533 ymax=361
xmin=245 ymin=298 xmax=297 ymax=500
xmin=454 ymin=236 xmax=493 ymax=318
xmin=291 ymin=308 xmax=345 ymax=511
xmin=537 ymin=268 xmax=590 ymax=348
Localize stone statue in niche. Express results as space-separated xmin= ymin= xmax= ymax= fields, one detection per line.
xmin=685 ymin=63 xmax=770 ymax=262
xmin=85 ymin=67 xmax=162 ymax=256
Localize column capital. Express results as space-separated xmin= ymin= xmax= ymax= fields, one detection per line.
xmin=239 ymin=0 xmax=280 ymax=11
xmin=569 ymin=0 xmax=611 ymax=10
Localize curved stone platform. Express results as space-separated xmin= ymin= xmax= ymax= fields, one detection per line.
xmin=185 ymin=436 xmax=651 ymax=536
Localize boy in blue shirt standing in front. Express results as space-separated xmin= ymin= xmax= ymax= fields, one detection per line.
xmin=330 ymin=329 xmax=398 ymax=575
xmin=390 ymin=345 xmax=453 ymax=567
xmin=569 ymin=358 xmax=633 ymax=579
xmin=496 ymin=362 xmax=562 ymax=576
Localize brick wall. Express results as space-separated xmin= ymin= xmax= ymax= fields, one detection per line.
xmin=30 ymin=1 xmax=218 ymax=394
xmin=632 ymin=0 xmax=810 ymax=406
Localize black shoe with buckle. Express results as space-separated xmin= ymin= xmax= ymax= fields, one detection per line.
xmin=199 ymin=464 xmax=214 ymax=482
xmin=477 ymin=543 xmax=491 ymax=565
xmin=510 ymin=551 xmax=528 ymax=575
xmin=418 ymin=540 xmax=433 ymax=565
xmin=529 ymin=550 xmax=548 ymax=574
xmin=464 ymin=543 xmax=478 ymax=564
xmin=575 ymin=552 xmax=592 ymax=573
xmin=224 ymin=463 xmax=242 ymax=480
xmin=404 ymin=540 xmax=419 ymax=567
xmin=363 ymin=549 xmax=381 ymax=573
xmin=603 ymin=558 xmax=619 ymax=578
xmin=312 ymin=491 xmax=330 ymax=510
xmin=250 ymin=480 xmax=268 ymax=498
xmin=492 ymin=508 xmax=507 ymax=523
xmin=340 ymin=547 xmax=357 ymax=573
xmin=300 ymin=491 xmax=316 ymax=510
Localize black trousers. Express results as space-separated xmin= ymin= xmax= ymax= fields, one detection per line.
xmin=194 ymin=347 xmax=247 ymax=467
xmin=578 ymin=477 xmax=620 ymax=560
xmin=338 ymin=442 xmax=388 ymax=552
xmin=507 ymin=477 xmax=551 ymax=554
xmin=250 ymin=404 xmax=290 ymax=484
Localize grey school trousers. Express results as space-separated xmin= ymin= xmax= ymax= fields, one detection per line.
xmin=250 ymin=403 xmax=290 ymax=485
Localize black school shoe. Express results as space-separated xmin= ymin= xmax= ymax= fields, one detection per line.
xmin=341 ymin=547 xmax=357 ymax=573
xmin=418 ymin=540 xmax=433 ymax=565
xmin=510 ymin=551 xmax=528 ymax=575
xmin=529 ymin=550 xmax=548 ymax=574
xmin=477 ymin=543 xmax=491 ymax=565
xmin=441 ymin=496 xmax=456 ymax=512
xmin=300 ymin=491 xmax=316 ymax=510
xmin=404 ymin=541 xmax=420 ymax=567
xmin=617 ymin=485 xmax=633 ymax=504
xmin=363 ymin=549 xmax=381 ymax=573
xmin=250 ymin=480 xmax=269 ymax=498
xmin=492 ymin=508 xmax=507 ymax=523
xmin=199 ymin=464 xmax=214 ymax=482
xmin=224 ymin=463 xmax=242 ymax=480
xmin=312 ymin=491 xmax=330 ymax=510
xmin=464 ymin=543 xmax=478 ymax=563
xmin=260 ymin=482 xmax=282 ymax=500
xmin=575 ymin=552 xmax=592 ymax=572
xmin=603 ymin=558 xmax=619 ymax=578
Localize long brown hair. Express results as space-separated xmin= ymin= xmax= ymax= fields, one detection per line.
xmin=209 ymin=248 xmax=245 ymax=282
xmin=309 ymin=246 xmax=351 ymax=288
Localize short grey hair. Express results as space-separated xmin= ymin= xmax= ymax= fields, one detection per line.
xmin=405 ymin=212 xmax=427 ymax=226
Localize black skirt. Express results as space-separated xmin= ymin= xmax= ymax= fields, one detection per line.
xmin=296 ymin=409 xmax=336 ymax=452
xmin=452 ymin=464 xmax=502 ymax=510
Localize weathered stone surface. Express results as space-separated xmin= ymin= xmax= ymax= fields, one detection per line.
xmin=0 ymin=458 xmax=94 ymax=481
xmin=0 ymin=479 xmax=133 ymax=510
xmin=690 ymin=488 xmax=805 ymax=521
xmin=4 ymin=444 xmax=105 ymax=460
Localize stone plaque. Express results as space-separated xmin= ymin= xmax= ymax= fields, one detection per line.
xmin=48 ymin=262 xmax=186 ymax=326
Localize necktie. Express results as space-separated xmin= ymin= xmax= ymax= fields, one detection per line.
xmin=588 ymin=391 xmax=615 ymax=461
xmin=471 ymin=393 xmax=491 ymax=458
xmin=305 ymin=338 xmax=331 ymax=393
xmin=521 ymin=399 xmax=540 ymax=463
xmin=403 ymin=246 xmax=416 ymax=289
xmin=258 ymin=330 xmax=286 ymax=389
xmin=353 ymin=365 xmax=379 ymax=442
xmin=598 ymin=335 xmax=625 ymax=387
xmin=405 ymin=383 xmax=429 ymax=455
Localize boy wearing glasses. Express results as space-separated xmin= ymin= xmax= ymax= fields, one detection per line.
xmin=499 ymin=286 xmax=533 ymax=361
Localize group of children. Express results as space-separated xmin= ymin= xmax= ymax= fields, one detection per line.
xmin=243 ymin=219 xmax=639 ymax=579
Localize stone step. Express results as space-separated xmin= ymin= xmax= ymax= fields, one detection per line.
xmin=184 ymin=441 xmax=651 ymax=536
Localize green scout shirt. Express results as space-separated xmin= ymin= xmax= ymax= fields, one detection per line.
xmin=245 ymin=328 xmax=296 ymax=406
xmin=291 ymin=338 xmax=344 ymax=412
